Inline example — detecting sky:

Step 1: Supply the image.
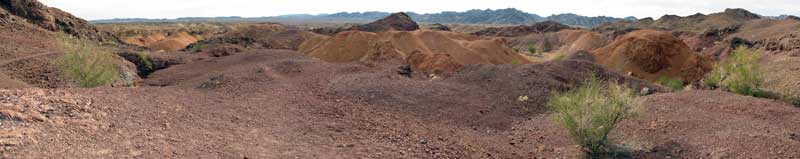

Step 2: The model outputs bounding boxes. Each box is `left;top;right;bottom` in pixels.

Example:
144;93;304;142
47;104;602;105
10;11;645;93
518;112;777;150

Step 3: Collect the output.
40;0;800;20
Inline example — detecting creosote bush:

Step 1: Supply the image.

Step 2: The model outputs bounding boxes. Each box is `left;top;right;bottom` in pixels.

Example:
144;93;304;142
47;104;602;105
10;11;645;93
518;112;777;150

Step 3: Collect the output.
55;33;119;88
552;53;568;61
134;51;153;70
658;77;684;91
528;45;542;57
548;76;640;157
511;59;523;65
705;47;764;97
189;43;207;52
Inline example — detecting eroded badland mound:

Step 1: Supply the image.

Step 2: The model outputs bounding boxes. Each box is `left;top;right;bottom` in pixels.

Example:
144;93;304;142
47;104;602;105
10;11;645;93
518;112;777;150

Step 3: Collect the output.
146;31;199;51
192;23;326;53
302;30;531;73
300;13;531;73
593;30;712;83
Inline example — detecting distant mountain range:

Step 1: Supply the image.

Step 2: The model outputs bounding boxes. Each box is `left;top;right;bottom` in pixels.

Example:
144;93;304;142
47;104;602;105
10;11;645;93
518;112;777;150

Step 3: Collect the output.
91;8;637;28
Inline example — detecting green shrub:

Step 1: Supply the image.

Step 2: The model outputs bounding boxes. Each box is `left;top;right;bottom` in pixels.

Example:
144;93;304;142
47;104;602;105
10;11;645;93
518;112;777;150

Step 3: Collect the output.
658;77;684;91
553;53;568;61
528;45;542;57
704;47;764;96
511;59;522;65
55;34;119;88
548;77;640;157
134;51;153;69
189;43;206;52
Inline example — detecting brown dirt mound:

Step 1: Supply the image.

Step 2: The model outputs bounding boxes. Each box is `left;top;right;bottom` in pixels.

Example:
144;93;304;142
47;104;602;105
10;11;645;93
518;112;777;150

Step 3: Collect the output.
593;29;712;83
302;30;531;72
349;12;419;32
472;21;573;37
406;51;463;74
194;23;325;52
123;32;167;46
146;32;199;51
0;0;118;43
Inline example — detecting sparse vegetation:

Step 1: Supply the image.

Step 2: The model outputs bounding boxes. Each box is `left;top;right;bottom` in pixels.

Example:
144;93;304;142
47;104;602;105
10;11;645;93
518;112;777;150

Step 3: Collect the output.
55;33;119;88
134;51;153;69
658;77;684;91
511;59;523;65
189;43;207;52
553;53;568;61
548;76;640;157
528;45;542;57
704;47;764;97
787;96;800;107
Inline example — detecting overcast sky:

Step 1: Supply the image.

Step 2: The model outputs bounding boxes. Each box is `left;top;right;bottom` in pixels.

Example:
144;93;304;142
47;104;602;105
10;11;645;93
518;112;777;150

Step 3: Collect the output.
40;0;800;20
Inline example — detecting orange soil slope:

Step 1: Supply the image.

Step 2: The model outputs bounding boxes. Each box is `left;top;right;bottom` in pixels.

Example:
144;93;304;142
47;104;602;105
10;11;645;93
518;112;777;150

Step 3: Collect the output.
146;32;199;51
122;32;167;47
122;31;200;51
593;30;712;83
301;30;530;72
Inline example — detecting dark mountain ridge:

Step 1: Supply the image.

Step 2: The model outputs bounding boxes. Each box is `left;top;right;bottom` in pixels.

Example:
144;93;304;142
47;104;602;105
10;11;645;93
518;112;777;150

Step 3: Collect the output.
91;8;634;28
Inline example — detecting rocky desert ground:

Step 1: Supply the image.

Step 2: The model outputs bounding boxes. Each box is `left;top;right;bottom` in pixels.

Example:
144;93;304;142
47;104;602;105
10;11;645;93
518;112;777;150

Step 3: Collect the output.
1;0;799;158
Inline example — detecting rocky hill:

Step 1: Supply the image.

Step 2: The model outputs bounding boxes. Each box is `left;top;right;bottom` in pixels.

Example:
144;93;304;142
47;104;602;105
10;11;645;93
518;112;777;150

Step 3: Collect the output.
0;0;118;42
593;8;762;34
349;12;419;32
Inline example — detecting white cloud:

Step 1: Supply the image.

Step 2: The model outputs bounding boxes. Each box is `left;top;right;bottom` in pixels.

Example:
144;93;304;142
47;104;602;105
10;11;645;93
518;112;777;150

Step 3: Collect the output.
39;0;800;20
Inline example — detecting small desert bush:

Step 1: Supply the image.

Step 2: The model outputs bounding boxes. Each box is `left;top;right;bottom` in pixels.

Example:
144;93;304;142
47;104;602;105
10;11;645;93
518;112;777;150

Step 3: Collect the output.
134;51;153;69
786;96;800;108
511;59;523;65
658;77;684;91
189;43;207;52
549;77;640;157
528;45;542;57
553;53;568;61
705;47;764;96
55;34;118;88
